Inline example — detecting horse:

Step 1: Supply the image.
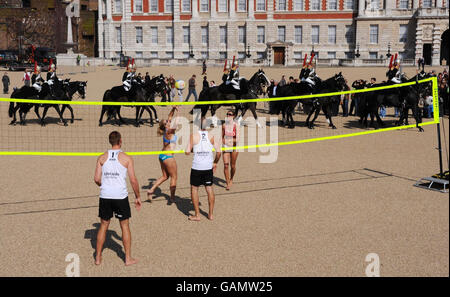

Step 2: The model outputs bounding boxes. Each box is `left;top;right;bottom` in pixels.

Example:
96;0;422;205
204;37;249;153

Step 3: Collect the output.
50;80;88;124
98;80;147;127
192;69;270;127
362;74;424;132
304;72;346;129
136;75;165;126
8;81;68;126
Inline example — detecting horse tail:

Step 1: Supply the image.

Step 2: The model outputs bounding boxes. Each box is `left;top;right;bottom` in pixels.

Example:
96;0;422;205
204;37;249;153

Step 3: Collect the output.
103;90;114;118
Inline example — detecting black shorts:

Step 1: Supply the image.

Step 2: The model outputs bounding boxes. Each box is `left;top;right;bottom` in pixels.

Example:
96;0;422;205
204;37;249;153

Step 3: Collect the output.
98;197;131;221
190;169;214;187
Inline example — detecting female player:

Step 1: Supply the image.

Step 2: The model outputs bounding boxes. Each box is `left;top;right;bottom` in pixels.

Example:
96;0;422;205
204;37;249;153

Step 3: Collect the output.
147;106;179;203
222;109;240;190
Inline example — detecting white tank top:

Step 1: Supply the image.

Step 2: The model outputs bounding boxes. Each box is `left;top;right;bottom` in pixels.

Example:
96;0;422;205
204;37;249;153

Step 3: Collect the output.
192;131;214;171
100;150;128;199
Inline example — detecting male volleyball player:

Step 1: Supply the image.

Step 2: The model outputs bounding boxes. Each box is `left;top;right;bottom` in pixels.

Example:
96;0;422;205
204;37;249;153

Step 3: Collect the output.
94;131;142;266
185;119;222;221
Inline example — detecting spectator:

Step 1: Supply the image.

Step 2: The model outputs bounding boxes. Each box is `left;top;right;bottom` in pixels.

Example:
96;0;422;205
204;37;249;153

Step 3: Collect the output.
2;72;10;94
76;54;81;66
168;75;176;102
288;76;294;84
279;75;286;87
202;76;209;91
202;60;207;75
145;72;150;84
418;56;425;71
350;79;366;116
341;80;350;117
439;77;448;116
185;74;198;102
23;69;31;87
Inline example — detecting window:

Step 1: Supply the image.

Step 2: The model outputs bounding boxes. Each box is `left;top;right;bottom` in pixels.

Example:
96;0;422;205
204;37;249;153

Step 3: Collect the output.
166;51;174;59
345;0;353;9
328;0;337;10
183;26;190;44
422;0;432;7
399;0;408;9
311;26;320;44
294;26;302;44
293;0;304;10
114;0;122;13
238;52;246;60
278;26;286;42
328;52;336;59
166;27;173;44
311;0;320;10
220;26;227;44
278;0;287;10
370;0;379;9
135;0;143;12
150;0;158;12
256;0;266;11
257;52;266;59
151;27;158;44
219;52;227;60
136;27;143;44
399;25;408;43
238;26;246;44
135;51;143;58
293;51;302;60
369;51;378;59
369;25;378;44
165;0;173;12
345;25;354;43
238;0;247;11
116;27;122;44
201;26;209;45
257;26;265;43
200;0;209;11
345;51;354;59
182;0;191;12
182;52;190;59
218;0;228;11
115;51;121;58
328;25;336;44
201;51;209;59
151;51;158;58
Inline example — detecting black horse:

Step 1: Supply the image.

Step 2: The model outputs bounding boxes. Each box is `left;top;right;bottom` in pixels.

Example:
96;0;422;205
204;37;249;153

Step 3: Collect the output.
8;81;68;126
99;80;147;127
361;74;425;132
47;80;88;124
192;69;270;127
271;73;346;129
137;75;166;126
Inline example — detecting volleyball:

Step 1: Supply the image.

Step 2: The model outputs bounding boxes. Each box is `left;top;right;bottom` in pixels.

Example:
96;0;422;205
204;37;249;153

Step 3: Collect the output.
175;80;185;90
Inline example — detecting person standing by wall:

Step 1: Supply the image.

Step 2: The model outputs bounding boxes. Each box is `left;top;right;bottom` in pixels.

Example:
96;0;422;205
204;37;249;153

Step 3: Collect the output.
2;72;10;94
23;69;31;87
202;60;207;75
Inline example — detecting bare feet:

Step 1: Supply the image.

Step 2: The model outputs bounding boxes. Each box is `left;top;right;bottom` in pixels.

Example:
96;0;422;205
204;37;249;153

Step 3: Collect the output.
226;184;230;191
147;189;154;202
208;214;214;220
188;215;201;221
95;254;102;265
125;258;138;266
169;197;176;204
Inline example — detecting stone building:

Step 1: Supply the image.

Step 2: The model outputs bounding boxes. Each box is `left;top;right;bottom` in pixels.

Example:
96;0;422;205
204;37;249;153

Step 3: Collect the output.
97;0;448;66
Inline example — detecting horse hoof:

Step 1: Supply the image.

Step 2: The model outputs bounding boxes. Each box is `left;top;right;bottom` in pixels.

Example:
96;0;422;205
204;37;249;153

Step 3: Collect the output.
9;121;16;125
63;122;68;126
419;128;424;132
70;120;74;124
331;126;337;129
99;123;103;127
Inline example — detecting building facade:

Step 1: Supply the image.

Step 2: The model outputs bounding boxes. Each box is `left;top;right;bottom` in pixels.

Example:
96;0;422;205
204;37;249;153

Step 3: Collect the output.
97;0;449;66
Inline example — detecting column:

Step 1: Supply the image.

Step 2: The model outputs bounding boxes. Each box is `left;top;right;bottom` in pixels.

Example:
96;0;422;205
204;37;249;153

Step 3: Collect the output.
193;0;199;18
248;0;254;19
98;0;104;58
358;0;365;16
230;0;236;18
268;0;274;20
211;0;217;18
412;0;419;9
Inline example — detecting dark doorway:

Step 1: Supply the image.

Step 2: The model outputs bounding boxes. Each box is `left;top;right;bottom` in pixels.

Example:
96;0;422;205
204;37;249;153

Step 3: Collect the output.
441;30;449;66
273;47;285;65
423;44;432;65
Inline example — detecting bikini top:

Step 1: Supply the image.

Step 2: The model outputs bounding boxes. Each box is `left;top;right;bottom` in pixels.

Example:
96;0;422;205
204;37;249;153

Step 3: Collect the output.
163;131;178;144
224;122;236;137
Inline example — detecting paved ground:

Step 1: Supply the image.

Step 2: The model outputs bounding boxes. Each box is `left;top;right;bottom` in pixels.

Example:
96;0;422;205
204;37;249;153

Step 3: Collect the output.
0;65;448;276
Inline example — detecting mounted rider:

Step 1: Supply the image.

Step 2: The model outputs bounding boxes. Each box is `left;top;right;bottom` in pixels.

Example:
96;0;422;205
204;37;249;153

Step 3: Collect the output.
46;60;58;86
300;53;320;91
219;56;242;98
386;53;402;84
122;59;136;92
31;62;45;93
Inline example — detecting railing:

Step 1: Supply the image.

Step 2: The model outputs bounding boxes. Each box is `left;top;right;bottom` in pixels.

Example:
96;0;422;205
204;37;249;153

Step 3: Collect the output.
361;58;385;65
